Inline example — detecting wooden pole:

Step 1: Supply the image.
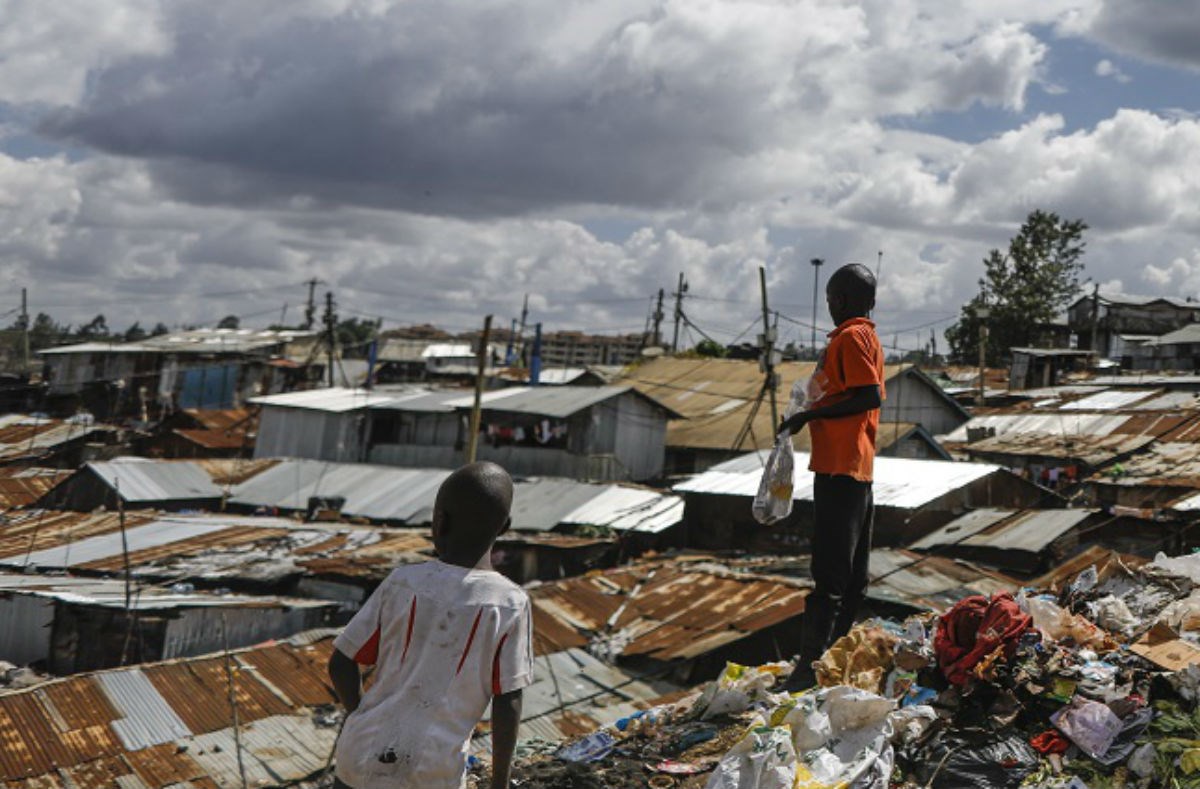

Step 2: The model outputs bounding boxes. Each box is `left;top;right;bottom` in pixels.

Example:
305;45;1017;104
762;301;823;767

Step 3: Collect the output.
466;315;493;463
759;267;778;429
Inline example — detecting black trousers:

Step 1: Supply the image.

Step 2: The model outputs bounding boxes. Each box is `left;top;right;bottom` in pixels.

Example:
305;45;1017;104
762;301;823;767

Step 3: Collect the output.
798;473;874;668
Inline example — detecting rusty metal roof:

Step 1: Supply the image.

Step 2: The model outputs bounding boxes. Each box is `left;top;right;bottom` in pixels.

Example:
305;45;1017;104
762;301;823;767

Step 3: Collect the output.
963;431;1155;466
0;511;432;583
0;469;71;510
0;635;338;788
528;559;809;661
1090;442;1200;488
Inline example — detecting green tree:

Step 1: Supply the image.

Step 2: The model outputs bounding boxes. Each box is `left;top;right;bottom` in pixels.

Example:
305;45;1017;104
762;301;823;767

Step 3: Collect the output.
695;339;727;358
337;317;381;356
217;315;240;330
76;314;110;340
947;210;1087;364
29;313;67;350
124;322;147;342
150;322;170;337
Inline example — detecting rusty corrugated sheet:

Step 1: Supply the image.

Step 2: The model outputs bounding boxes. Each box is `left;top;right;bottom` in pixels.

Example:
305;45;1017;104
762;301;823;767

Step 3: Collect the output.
528;560;810;662
142;657;292;733
236;645;337;708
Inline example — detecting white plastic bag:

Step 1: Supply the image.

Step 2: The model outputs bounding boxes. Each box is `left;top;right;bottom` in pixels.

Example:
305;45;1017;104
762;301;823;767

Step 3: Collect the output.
704;724;797;789
693;662;791;720
753;431;794;525
1051;696;1123;759
779;686;895;789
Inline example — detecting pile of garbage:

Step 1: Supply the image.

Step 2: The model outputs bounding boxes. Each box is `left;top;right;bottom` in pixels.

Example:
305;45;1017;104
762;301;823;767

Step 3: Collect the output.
484;551;1200;788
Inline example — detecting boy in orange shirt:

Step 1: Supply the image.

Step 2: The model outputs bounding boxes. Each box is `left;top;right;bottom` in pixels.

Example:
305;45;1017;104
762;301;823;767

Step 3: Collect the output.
779;263;885;691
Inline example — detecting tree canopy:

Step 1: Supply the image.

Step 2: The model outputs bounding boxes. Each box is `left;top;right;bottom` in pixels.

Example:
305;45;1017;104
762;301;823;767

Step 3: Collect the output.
947;210;1087;364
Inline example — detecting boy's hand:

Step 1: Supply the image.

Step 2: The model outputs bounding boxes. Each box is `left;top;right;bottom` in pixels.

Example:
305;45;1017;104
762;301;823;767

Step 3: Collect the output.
779;412;810;436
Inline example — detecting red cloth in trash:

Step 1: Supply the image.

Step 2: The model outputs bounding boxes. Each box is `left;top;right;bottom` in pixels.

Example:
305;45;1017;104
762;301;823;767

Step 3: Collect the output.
1030;730;1071;755
934;592;1033;686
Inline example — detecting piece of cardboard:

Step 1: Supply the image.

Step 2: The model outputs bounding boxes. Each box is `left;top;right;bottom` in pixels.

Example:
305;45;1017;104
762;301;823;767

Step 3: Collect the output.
1130;622;1200;672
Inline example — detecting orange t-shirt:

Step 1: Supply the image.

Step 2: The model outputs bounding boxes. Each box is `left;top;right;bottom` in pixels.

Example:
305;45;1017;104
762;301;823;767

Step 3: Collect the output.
807;317;886;482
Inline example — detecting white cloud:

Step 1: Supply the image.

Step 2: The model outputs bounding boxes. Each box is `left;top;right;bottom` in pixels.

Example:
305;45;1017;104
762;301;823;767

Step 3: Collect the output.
2;0;1200;354
1094;59;1131;83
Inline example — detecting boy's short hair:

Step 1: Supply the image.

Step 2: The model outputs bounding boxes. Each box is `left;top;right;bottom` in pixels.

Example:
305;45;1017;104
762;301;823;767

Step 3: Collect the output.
433;462;513;555
827;264;876;306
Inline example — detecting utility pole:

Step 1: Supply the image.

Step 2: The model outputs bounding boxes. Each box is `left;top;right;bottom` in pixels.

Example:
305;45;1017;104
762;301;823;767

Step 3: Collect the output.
653;288;665;347
810;259;824;352
671;273;688;352
976;305;990;405
1090;282;1101;355
19;288;29;373
759;266;778;429
466;315;493;464
876;250;883;281
324;292;337;388
516;294;529;366
303;278;320;330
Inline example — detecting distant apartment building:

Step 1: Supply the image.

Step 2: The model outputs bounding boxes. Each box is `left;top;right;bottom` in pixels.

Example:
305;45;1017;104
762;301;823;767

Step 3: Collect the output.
537;331;644;367
1069;293;1200;360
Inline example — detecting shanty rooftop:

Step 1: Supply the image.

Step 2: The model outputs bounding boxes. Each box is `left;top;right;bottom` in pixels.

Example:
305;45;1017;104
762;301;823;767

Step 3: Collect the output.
674;450;1004;510
0;633;340;788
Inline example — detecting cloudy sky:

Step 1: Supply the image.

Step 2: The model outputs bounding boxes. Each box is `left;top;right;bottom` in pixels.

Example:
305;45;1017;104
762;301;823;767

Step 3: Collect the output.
2;0;1200;352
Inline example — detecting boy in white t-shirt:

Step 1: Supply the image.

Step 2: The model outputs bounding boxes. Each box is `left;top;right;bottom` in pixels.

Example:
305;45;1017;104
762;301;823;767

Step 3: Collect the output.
328;462;533;789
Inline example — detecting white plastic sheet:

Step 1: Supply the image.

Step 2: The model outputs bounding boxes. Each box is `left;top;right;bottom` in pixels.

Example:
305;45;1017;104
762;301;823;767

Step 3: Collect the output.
704;725;797;789
693;662;790;720
777;686;895;789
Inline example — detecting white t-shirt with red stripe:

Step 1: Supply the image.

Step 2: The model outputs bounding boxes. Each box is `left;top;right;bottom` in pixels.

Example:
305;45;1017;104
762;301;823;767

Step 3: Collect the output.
332;560;534;789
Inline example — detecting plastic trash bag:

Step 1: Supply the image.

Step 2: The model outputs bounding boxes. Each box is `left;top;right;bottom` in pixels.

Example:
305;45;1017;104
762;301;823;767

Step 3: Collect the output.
693;662;790;720
1021;593;1109;648
1050;696;1123;759
752;431;795;525
776;686;894;789
914;731;1038;789
1157;589;1200;635
1086;594;1138;637
703;724;796;789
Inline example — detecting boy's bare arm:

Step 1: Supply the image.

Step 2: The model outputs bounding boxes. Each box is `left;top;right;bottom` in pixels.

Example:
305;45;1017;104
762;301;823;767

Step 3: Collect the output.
490;689;523;789
328;649;364;714
780;384;881;434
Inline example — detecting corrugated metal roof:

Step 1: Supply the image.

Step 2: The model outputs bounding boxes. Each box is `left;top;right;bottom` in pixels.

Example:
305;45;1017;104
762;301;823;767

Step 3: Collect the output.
865;549;1016;611
964;432;1155;466
1058;389;1159;411
472;648;681;754
98;671;194;750
0;637;340;787
0;510;433;584
673;450;1002;511
911;508;1094;553
249;387;402;412
40;329;317;356
230;459;452;522
16;517;234;569
1090;442;1200;487
473;385;664;419
1130;391;1200;411
559;486;684;534
1147;323;1200;346
529;559;809;661
87;459;224;503
0;415;110;462
0;468;71;509
510;478;607;532
940;412;1131;443
0;573;334;612
621;359;960;452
